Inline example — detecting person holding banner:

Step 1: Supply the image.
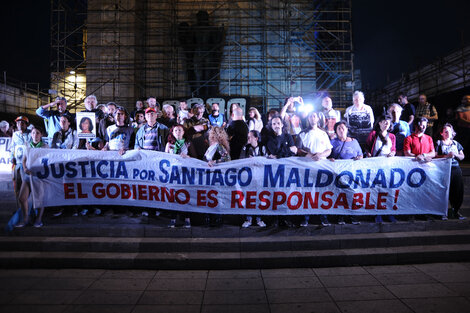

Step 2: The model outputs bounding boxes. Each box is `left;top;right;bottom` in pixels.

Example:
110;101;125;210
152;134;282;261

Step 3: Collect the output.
165;125;191;228
184;103;209;160
51;115;78;149
203;127;231;226
329;121;362;225
103;107;135;155
266;115;297;159
240;130;267;228
296;111;332;227
11;116;31;198
404;117;436;163
266;115;297;227
365;115;398;224
435;123;466;220
15;126;49;228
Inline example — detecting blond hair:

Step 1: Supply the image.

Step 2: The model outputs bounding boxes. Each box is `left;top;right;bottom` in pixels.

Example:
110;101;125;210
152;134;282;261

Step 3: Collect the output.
209;126;230;153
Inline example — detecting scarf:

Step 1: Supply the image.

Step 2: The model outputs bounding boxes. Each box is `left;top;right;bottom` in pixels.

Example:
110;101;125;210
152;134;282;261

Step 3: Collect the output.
174;139;185;154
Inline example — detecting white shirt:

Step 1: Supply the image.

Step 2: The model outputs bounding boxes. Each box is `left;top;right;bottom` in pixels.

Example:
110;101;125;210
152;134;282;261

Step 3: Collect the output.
298;128;332;159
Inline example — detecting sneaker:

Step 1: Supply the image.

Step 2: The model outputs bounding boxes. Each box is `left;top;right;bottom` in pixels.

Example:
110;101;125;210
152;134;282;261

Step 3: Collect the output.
141;211;149;217
441;215;448;221
300;219;308;227
52;209;63;217
14;222;27;228
375;215;383;224
80;209;88;216
155;210;161;216
94;208;101;216
242;220;252;228
320;215;330;227
72;211;78;217
256;219;266;227
168;219;176;228
337;216;345;225
183;220;191;228
454;212;467;220
388;215;397;223
351;216;361;225
33;221;43;228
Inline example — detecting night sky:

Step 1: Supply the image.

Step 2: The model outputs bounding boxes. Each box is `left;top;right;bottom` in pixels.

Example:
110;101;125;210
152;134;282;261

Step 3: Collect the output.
1;0;470;92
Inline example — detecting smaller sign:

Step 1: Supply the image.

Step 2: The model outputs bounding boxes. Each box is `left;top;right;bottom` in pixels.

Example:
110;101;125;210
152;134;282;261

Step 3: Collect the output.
76;112;97;139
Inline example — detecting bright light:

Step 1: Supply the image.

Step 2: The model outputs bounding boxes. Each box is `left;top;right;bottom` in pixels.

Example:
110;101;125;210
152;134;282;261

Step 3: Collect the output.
69;70;76;74
298;103;314;114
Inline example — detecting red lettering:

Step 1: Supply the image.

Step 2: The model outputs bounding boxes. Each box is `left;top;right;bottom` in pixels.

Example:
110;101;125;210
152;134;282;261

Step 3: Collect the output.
287;191;302;210
207;190;218;208
175;189;190;204
76;183;87;199
303;192;319;209
333;192;349;209
107;183;119;199
258;191;271;210
352;193;363;210
132;184;137;200
272;191;286;210
148;186;159;201
64;183;75;199
121;184;131;199
377;192;388;210
365;192;375;209
231;191;244;208
197;190;207;206
92;183;105;199
321;191;334;209
245;191;256;209
138;184;147;200
161;187;175;202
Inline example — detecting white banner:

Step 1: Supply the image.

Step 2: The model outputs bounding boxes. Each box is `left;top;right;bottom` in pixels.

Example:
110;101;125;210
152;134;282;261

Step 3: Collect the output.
28;148;451;216
0;137;13;177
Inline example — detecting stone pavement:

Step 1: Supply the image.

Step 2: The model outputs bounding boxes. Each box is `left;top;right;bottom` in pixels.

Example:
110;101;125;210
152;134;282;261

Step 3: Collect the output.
1;262;470;313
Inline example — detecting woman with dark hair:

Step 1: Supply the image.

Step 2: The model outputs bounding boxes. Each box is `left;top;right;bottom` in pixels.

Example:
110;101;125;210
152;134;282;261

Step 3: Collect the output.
165;124;190;156
435;123;466;220
240;130;267;228
330;121;362;225
79;116;94;134
330;121;363;161
366;114;397;224
165;124;192;228
365;114;396;158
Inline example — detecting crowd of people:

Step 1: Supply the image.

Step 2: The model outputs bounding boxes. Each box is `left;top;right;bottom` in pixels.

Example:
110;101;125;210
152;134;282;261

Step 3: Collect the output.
2;90;468;228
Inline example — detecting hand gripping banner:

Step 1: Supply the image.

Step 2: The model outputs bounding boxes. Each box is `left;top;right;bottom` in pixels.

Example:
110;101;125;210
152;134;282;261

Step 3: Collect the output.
27;148;451;216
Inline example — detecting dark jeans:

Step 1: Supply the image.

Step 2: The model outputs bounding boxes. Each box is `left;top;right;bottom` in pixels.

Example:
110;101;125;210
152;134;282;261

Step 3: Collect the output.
450;166;464;212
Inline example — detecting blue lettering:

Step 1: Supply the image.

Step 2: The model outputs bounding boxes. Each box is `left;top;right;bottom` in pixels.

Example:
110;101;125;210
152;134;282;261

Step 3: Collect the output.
65;162;77;178
335;171;354;188
97;160;109;179
159;159;170;183
390;168;405;188
286;168;301;187
263;164;284;187
238;167;252;187
407;168;426;187
315;169;333;187
371;169;386;188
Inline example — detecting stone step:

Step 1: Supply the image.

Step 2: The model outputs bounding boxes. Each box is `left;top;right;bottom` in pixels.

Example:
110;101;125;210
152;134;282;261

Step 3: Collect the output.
1;243;469;269
5;218;470;238
1;230;470;253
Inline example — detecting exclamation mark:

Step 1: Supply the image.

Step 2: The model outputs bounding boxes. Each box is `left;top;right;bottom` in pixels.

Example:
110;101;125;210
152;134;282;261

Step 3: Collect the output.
393;190;400;210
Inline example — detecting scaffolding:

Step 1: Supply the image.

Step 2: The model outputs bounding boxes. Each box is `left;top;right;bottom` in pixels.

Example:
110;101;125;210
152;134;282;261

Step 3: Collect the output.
52;0;353;112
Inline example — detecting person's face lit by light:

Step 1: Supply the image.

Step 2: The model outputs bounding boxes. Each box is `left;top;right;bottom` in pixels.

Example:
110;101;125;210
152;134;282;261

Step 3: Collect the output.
321;97;333;110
